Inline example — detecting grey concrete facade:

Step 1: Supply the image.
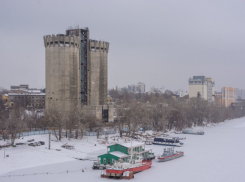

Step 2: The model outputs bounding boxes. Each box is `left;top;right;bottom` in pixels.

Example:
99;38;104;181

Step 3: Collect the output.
89;40;109;106
44;28;113;122
44;35;81;113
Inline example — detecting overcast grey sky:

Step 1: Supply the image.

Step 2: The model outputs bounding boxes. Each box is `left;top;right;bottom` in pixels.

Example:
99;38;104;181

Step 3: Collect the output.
0;0;244;92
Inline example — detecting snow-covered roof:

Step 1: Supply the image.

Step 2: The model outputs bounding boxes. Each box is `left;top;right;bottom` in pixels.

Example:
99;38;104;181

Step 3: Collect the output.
110;151;128;158
119;141;145;148
144;147;152;152
4;94;8;96
107;142;145;148
8;93;45;96
27;90;42;93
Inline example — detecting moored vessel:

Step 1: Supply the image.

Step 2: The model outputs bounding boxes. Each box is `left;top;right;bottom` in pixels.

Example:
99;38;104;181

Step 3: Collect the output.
153;137;184;147
101;157;152;179
182;129;204;135
158;148;184;162
99;141;153;179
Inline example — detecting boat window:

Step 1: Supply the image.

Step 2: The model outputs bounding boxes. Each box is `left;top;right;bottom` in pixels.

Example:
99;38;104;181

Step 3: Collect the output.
103;158;106;162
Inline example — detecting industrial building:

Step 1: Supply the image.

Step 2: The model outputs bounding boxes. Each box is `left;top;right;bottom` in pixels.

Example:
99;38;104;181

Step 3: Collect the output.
188;76;215;101
43;27;113;122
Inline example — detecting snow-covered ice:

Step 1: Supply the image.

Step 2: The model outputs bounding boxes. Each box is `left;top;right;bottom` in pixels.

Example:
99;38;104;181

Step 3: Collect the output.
1;117;245;182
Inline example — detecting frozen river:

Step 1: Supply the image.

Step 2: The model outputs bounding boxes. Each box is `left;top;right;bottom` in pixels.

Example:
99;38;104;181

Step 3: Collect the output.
1;117;245;182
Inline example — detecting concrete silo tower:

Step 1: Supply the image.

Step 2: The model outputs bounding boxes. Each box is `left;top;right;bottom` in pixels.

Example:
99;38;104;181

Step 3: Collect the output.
44;27;114;122
43;34;81;114
89;39;109;106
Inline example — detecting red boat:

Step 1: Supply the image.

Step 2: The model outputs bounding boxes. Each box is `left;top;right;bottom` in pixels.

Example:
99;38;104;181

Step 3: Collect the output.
106;160;152;174
101;141;153;179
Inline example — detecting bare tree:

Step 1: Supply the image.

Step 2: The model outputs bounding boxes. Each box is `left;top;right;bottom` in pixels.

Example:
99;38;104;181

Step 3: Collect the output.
7;104;26;145
0;102;8;141
44;110;66;141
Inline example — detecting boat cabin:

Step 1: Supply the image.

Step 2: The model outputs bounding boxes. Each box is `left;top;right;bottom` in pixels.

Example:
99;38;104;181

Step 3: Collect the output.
154;137;180;143
98;142;152;165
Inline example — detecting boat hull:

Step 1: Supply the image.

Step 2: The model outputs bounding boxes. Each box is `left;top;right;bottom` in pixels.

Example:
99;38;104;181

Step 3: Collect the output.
158;152;184;162
182;132;204;135
106;160;152;174
152;142;183;147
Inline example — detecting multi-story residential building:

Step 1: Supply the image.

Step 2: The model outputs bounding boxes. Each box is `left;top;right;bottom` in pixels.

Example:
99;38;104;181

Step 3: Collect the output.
174;90;188;97
1;94;8;104
137;82;145;93
235;88;245;101
189;76;215;101
0;86;4;93
128;84;137;93
219;87;236;107
214;91;222;104
8;91;45;108
128;82;146;93
116;86;128;93
43;26;113;122
10;84;29;90
148;86;164;94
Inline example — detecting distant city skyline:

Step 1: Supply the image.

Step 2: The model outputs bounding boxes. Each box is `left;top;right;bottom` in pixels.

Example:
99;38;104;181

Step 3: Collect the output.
0;1;245;92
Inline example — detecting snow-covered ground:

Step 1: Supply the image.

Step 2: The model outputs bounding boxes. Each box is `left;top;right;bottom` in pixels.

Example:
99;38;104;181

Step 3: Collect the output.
1;117;245;182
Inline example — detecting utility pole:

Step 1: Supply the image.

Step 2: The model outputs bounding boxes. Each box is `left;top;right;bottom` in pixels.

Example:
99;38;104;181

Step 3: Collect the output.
49;132;51;149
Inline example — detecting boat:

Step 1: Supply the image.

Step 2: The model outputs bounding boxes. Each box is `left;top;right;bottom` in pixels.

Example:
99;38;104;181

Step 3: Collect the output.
102;158;152;179
106;158;152;173
144;154;155;160
182;129;204;135
158;147;184;162
174;131;182;134
153;137;184;147
101;141;152;179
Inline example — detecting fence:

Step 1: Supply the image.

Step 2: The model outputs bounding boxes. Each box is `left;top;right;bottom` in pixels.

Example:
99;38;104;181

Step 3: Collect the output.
84;130;116;136
18;130;50;137
0;168;89;178
11;130;117;138
60;130;116;137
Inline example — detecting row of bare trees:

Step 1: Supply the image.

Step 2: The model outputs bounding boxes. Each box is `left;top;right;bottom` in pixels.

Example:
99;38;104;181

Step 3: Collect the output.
111;89;245;136
43;109;103;141
0;102;105;143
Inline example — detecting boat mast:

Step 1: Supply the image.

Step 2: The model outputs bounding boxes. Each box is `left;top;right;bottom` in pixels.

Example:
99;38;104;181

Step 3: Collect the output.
131;139;133;164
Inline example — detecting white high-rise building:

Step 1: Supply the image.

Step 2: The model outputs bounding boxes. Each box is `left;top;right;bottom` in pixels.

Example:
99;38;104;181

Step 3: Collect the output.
128;82;145;93
174;90;188;97
137;82;145;93
189;76;215;101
